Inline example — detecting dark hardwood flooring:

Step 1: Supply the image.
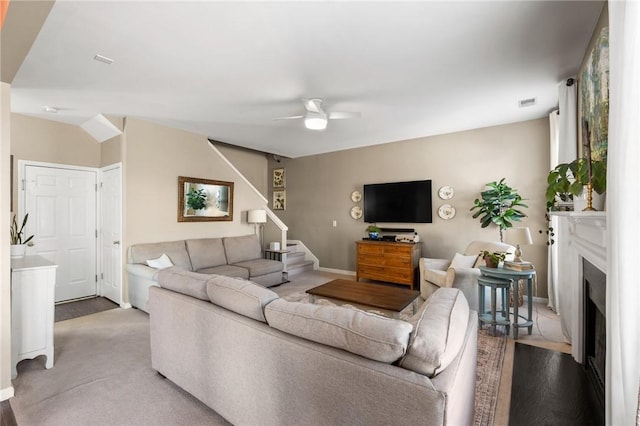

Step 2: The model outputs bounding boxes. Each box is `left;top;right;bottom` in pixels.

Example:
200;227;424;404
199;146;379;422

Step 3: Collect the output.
1;297;119;424
510;343;603;426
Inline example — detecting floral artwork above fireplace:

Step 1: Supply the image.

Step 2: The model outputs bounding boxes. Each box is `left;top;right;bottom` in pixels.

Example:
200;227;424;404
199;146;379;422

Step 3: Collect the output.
580;26;609;162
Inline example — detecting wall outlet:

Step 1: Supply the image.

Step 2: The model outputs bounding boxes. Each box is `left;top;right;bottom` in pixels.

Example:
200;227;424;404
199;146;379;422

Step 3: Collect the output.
332;220;337;227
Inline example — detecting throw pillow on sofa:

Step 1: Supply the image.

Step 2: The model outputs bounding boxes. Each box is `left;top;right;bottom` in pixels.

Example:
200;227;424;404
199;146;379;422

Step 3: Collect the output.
206;275;279;323
265;299;413;363
147;253;174;269
449;252;478;269
157;267;210;300
399;288;470;377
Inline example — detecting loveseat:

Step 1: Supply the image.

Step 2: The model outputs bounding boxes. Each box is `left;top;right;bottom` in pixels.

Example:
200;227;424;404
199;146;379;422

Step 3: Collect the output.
126;234;283;312
149;268;478;426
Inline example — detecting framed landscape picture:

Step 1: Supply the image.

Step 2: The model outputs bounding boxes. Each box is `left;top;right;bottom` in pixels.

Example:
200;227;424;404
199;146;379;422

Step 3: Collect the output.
178;176;234;222
273;168;285;188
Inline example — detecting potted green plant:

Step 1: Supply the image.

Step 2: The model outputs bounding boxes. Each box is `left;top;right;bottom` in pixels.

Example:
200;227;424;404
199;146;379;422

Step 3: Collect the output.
470;178;528;242
545;157;606;211
10;213;34;258
366;225;381;240
186;188;207;211
480;250;506;268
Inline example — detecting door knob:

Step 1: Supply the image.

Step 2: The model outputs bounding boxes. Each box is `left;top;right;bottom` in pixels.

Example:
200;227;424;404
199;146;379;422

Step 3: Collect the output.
113;241;120;245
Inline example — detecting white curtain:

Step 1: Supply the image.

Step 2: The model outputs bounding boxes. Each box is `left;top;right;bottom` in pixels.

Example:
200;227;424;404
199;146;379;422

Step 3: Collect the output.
607;1;640;425
547;81;577;318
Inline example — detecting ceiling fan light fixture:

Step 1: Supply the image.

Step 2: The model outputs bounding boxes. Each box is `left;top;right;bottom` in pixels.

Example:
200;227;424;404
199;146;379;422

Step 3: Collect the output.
304;114;328;130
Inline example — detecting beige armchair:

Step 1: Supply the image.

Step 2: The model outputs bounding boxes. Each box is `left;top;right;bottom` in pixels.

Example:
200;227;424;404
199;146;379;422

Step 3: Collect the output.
419;240;515;311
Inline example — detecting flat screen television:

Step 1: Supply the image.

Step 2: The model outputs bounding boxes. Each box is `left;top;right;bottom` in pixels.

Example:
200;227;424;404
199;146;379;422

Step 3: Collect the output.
364;180;432;223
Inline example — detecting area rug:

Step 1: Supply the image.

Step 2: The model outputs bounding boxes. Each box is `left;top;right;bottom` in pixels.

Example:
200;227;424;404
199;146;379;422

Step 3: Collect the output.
475;328;508;426
284;292;508;426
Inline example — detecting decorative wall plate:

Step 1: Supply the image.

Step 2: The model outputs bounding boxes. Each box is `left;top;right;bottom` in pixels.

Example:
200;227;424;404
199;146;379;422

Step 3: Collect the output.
350;206;363;220
350;190;362;203
438;204;456;220
438;185;455;200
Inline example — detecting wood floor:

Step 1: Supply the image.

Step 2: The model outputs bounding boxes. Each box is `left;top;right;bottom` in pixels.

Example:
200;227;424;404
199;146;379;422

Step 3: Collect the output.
509;343;603;426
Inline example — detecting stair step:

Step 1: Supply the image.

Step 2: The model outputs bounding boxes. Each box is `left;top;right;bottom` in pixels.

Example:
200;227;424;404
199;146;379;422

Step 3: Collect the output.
286;251;306;266
286;243;298;253
286;260;315;276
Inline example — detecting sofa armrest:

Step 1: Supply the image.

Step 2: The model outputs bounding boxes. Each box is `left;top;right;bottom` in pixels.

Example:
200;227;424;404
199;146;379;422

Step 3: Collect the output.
448;267;482;311
419;258;451;272
126;263;160;280
419;258;453;300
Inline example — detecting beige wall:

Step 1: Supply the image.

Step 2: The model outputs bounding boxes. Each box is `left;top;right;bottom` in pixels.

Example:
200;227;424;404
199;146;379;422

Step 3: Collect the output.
216;144;268;197
124;118;268;248
1;83;14;399
267;118;551;297
10;114;102;210
100;116;124;167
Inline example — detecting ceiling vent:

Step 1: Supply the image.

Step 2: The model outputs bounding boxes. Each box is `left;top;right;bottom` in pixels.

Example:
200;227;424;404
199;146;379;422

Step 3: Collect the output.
518;97;537;108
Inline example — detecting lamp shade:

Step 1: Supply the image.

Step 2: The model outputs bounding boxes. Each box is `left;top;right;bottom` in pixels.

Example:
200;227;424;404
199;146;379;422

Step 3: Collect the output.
248;209;267;224
505;227;533;246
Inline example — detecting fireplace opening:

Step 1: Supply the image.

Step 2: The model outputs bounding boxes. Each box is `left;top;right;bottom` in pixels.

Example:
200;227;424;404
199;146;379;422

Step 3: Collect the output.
583;258;605;425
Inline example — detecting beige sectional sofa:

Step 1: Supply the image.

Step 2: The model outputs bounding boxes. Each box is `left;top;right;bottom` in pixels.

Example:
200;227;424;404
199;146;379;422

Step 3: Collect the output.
126;234;283;312
149;268;478;426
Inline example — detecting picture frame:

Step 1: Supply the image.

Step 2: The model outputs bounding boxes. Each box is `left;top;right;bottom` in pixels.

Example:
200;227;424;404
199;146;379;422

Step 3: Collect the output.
273;168;285;188
273;189;286;210
178;176;234;222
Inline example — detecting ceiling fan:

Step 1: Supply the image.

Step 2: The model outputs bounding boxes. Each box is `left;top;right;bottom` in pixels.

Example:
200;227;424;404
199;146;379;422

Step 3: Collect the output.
273;98;361;130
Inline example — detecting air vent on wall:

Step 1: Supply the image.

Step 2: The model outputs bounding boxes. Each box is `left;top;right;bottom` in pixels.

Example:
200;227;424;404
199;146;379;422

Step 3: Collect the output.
518;97;537;108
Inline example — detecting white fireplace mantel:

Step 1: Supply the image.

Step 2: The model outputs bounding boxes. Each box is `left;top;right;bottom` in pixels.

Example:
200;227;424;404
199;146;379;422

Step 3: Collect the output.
550;211;607;362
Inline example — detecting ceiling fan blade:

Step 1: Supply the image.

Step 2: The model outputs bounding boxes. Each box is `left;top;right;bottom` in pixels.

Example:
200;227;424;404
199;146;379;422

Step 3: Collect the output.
303;98;323;113
328;111;362;120
272;115;305;120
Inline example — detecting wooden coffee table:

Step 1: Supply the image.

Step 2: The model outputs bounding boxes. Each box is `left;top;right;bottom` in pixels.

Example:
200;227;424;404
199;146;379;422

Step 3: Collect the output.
306;279;421;319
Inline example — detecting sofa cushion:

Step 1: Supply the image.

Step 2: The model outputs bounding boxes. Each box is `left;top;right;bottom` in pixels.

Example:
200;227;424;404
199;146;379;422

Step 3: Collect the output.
129;240;193;271
423;267;455;288
399;288;470;377
156;267;210;301
232;258;283;277
186;238;227;271
206;275;279;323
197;264;249;279
223;235;262;264
265;299;413;363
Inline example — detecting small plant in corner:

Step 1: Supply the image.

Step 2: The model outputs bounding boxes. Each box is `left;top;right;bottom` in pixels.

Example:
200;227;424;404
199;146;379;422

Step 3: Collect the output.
480;250;506;268
186;188;207;210
10;213;34;246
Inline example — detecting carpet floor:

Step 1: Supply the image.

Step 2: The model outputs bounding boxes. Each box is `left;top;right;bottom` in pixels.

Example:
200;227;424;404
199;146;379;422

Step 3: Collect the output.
10;272;507;425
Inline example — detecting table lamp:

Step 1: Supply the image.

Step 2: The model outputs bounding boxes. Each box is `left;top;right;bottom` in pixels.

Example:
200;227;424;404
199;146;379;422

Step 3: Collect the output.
505;227;533;262
248;209;267;247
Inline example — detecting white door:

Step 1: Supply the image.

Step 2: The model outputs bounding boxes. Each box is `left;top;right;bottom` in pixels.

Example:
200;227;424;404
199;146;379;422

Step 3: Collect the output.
24;164;98;302
100;165;122;305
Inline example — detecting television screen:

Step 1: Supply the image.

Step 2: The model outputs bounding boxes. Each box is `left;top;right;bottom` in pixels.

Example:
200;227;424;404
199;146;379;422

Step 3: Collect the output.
364;180;432;223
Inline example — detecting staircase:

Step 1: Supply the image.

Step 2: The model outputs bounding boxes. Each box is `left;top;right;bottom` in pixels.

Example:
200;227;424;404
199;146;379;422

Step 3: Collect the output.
285;242;315;277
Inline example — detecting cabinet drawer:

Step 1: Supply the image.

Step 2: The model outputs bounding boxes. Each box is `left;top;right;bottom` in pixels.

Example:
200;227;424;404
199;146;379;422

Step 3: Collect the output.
357;244;385;255
357;254;411;268
357;265;414;285
381;245;413;256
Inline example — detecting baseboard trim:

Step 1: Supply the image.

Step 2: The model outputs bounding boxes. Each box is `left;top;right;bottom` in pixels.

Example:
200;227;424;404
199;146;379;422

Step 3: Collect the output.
317;267;355;276
0;385;14;401
525;295;549;304
120;302;132;309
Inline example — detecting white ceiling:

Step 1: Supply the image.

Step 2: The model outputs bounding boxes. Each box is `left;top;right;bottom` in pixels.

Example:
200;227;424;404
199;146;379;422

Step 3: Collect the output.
10;1;604;158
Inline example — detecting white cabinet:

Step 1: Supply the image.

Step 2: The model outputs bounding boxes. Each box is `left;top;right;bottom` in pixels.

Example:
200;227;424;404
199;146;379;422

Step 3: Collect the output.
11;255;57;379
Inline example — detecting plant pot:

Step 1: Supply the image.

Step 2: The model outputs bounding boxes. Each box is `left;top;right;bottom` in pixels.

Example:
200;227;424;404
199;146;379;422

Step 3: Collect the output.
484;256;498;268
10;244;26;258
368;232;379;240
